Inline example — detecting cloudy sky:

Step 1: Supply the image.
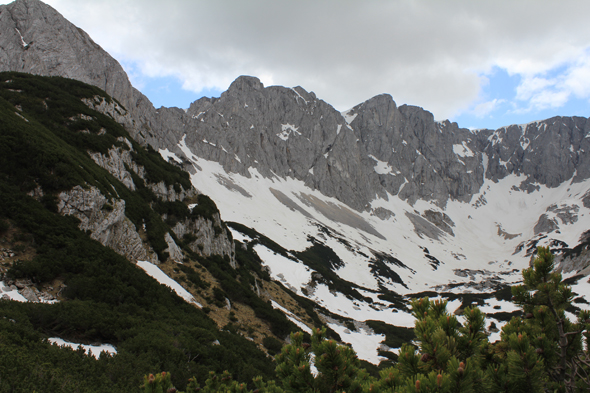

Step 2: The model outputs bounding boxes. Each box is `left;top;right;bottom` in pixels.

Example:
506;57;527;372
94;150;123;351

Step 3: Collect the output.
11;0;590;129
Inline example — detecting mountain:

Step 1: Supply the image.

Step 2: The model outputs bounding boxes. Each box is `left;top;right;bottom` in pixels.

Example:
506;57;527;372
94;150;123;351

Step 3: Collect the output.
0;71;297;390
1;0;590;370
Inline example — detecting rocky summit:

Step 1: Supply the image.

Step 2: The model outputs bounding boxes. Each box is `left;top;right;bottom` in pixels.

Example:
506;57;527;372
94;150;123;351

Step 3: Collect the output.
1;0;590;366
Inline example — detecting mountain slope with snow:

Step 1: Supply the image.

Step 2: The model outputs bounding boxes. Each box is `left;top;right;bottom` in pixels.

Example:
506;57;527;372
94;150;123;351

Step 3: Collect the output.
0;0;589;366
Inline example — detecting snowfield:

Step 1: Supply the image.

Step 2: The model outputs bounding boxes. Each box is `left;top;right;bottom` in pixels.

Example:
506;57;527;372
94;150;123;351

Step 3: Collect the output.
177;144;590;295
163;139;590;363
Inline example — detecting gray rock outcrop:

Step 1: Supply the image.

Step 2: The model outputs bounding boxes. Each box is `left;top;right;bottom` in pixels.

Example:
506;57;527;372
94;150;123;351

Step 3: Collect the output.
172;215;236;268
476;118;590;189
164;232;184;263
0;0;158;145
554;231;590;274
57;185;159;263
3;0;590;215
88;140;142;191
19;286;39;302
148;76;590;212
147;181;196;203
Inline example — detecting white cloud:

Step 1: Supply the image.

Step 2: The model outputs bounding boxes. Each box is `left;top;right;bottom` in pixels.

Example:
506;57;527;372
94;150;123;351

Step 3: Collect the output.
516;77;554;102
509;50;590;113
472;98;506;117
562;53;590;98
3;0;590;120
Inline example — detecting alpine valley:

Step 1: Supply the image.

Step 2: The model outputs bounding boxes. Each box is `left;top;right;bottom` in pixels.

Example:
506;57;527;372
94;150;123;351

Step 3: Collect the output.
1;0;589;390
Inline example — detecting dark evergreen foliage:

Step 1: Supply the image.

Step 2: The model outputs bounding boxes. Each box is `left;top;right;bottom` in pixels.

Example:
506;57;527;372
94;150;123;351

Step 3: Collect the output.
0;72;276;391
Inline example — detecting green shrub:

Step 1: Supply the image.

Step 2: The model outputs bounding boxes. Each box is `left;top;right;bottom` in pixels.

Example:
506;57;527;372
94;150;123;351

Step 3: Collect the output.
262;336;283;355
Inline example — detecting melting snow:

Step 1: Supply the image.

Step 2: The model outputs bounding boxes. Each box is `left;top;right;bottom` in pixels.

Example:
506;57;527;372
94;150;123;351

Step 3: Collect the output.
14;28;28;48
173;135;590;361
277;124;301;141
159;148;183;164
253;244;312;296
341;109;357;125
48;337;117;358
0;281;28;302
270;300;312;334
327;323;385;364
368;154;394;175
228;227;252;243
137;261;201;307
453;142;474;158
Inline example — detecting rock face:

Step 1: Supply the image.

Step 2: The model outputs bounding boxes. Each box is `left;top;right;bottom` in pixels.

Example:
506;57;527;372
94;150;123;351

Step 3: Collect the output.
146;77;487;210
0;0;158;145
88;139;142;191
555;231;590;274
156;76;590;211
478;119;590;188
57;185;159;263
3;0;590;214
172;216;236;268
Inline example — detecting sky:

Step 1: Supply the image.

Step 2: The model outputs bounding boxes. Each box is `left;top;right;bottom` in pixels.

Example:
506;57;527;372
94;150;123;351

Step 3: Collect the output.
7;0;590;130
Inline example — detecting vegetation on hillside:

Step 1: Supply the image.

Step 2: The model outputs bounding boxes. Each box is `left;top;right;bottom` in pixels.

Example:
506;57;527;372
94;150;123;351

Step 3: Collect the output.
2;72;589;393
142;246;590;393
0;72;294;391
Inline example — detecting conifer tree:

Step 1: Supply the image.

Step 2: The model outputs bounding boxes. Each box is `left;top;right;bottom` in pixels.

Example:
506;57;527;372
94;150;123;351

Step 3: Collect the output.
142;247;590;393
275;327;369;393
140;372;176;393
389;298;488;392
507;246;590;392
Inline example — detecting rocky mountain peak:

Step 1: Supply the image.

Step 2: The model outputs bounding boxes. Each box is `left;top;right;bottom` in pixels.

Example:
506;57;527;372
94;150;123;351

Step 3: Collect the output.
3;0;590;213
1;0;127;100
355;93;396;111
226;75;264;93
0;0;160;146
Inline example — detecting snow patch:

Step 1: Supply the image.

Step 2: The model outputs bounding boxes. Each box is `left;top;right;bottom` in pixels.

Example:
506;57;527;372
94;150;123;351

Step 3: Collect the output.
326;323;385;365
48;337;117;359
228;227;252;243
291;88;308;104
368;154;394;175
15;28;28;48
453;142;474;158
253;245;312;296
159;148;183;164
270;300;312;334
137;261;201;307
341;109;357;125
277;124;301;141
0;281;28;302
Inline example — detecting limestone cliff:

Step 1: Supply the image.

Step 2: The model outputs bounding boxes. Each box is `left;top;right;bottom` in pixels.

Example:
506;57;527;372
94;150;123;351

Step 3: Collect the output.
57;185;159;263
3;0;589;213
0;0;158;145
